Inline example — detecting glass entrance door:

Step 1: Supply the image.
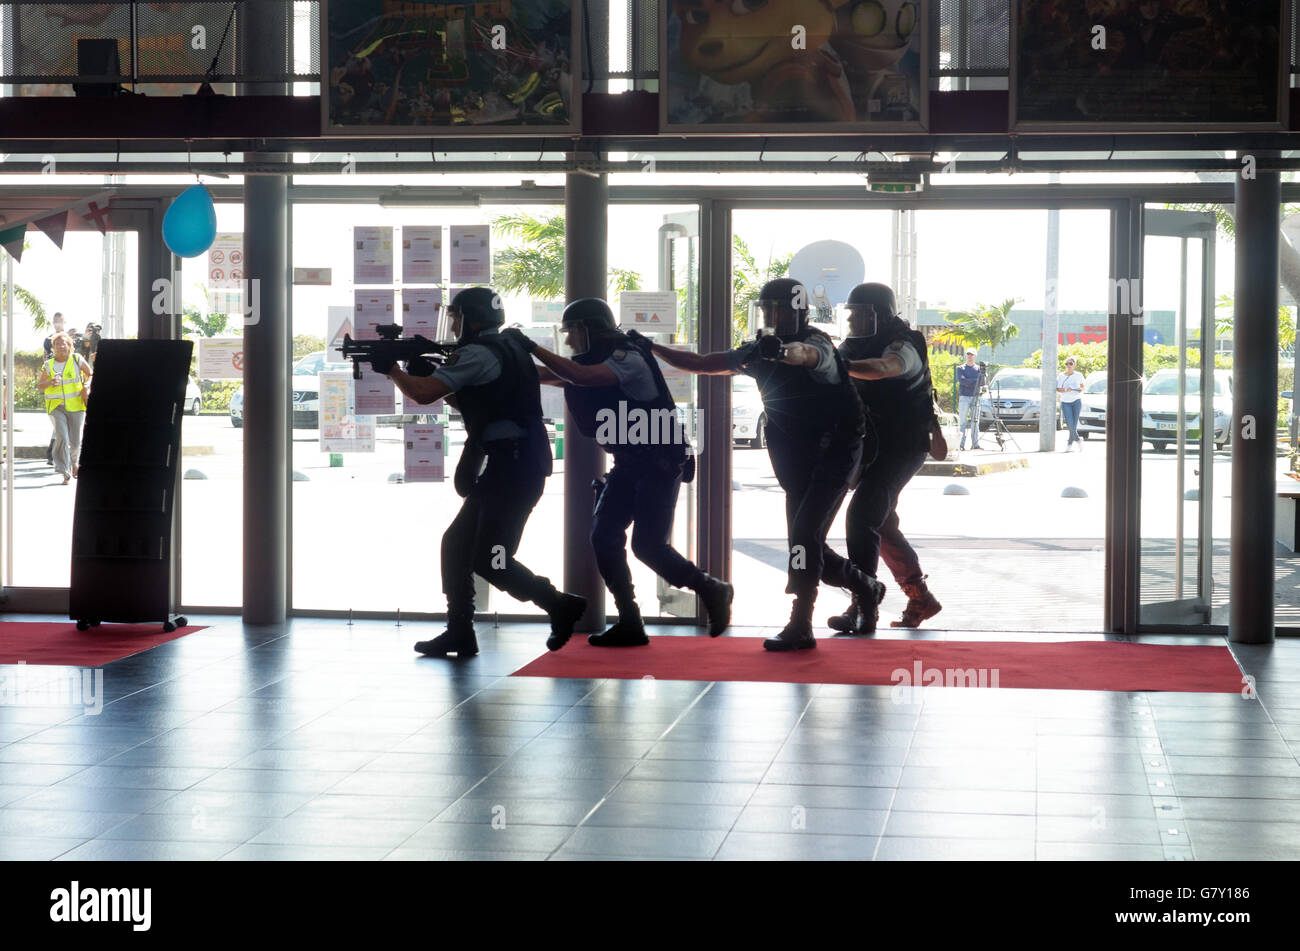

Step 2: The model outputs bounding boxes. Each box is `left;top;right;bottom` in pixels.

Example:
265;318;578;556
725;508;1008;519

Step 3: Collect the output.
1139;209;1219;625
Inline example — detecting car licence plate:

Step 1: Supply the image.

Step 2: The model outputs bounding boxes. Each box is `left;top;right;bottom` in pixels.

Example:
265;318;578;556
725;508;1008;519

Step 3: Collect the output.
1156;421;1179;431
999;409;1021;417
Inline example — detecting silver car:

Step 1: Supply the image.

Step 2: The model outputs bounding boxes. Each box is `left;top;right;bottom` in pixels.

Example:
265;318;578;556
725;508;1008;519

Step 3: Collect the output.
731;375;767;448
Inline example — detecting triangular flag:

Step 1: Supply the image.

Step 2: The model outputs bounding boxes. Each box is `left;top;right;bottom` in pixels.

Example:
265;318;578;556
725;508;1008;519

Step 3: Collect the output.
73;198;112;234
34;211;67;249
0;223;25;262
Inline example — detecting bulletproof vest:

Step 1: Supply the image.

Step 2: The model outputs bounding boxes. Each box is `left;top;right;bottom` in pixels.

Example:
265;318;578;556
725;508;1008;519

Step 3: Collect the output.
838;320;934;451
747;325;864;444
453;332;545;445
565;331;686;463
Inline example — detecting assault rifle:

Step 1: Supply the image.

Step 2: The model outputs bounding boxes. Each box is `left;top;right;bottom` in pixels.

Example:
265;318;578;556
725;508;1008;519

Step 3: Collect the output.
341;324;455;379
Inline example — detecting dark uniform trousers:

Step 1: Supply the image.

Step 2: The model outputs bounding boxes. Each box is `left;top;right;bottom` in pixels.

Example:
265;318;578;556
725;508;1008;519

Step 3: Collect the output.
441;437;557;615
591;452;704;596
766;428;863;601
846;443;928;585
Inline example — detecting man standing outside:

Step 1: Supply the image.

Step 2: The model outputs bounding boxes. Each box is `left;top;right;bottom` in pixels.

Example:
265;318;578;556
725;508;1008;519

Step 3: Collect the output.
377;286;586;658
41;313;65;467
37;332;91;486
1057;356;1085;451
650;278;884;652
507;298;733;646
955;347;982;452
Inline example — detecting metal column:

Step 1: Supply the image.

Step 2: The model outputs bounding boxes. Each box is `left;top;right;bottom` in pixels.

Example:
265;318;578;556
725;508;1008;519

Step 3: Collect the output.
1106;200;1143;634
241;162;288;625
563;168;608;632
1231;152;1280;644
698;200;733;587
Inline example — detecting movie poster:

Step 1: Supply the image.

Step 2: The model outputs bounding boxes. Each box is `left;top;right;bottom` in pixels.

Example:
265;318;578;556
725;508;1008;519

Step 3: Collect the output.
1012;0;1289;129
661;0;927;131
322;0;578;135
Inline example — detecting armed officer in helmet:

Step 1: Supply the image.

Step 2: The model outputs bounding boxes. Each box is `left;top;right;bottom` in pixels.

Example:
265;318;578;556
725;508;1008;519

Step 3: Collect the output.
650;278;885;652
831;282;942;632
378;286;586;658
503;298;733;646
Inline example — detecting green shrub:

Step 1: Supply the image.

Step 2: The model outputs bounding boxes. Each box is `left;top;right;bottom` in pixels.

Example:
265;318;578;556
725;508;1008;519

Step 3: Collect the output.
200;380;242;413
14;376;40;410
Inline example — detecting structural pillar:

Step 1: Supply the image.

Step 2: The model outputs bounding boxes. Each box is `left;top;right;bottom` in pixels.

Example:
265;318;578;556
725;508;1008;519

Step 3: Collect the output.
563;167;608;631
242;159;289;625
1230;151;1280;644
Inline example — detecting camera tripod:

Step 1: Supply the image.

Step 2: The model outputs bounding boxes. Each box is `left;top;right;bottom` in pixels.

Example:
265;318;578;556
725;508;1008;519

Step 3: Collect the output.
982;381;1021;452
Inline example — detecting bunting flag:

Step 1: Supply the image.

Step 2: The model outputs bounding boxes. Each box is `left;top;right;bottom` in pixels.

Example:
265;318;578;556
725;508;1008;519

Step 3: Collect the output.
0;223;25;262
34;210;68;249
73;197;113;234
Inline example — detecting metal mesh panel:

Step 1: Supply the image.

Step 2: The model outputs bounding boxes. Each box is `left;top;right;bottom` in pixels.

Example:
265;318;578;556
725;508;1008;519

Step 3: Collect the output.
933;0;1010;77
0;0;319;89
634;0;658;77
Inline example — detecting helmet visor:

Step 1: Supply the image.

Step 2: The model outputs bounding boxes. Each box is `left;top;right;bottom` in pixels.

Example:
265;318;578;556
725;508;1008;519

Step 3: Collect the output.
435;305;462;346
840;302;879;339
559;321;590;358
754;299;801;338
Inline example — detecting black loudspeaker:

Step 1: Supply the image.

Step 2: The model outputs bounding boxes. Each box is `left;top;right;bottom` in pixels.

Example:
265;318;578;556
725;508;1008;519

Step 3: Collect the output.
73;38;123;98
70;340;194;632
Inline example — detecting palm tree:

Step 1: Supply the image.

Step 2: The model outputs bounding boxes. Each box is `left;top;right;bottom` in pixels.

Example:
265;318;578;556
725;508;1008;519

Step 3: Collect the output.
933;298;1022;364
490;212;642;299
1214;293;1297;350
731;234;793;347
0;242;50;330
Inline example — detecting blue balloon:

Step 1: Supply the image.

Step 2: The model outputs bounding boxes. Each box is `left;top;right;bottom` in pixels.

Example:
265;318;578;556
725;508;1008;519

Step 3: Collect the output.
162;184;217;258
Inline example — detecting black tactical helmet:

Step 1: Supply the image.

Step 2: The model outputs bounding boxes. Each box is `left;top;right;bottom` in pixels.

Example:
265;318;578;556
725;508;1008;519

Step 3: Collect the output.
560;297;618;335
756;278;809;341
449;286;506;338
847;282;898;318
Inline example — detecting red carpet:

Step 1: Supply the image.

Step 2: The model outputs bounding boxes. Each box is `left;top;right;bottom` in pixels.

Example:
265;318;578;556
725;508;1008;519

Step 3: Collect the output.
0;622;207;667
514;636;1246;693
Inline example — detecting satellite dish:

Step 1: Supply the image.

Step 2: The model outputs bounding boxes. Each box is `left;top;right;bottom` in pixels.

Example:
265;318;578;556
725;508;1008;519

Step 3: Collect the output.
788;241;866;320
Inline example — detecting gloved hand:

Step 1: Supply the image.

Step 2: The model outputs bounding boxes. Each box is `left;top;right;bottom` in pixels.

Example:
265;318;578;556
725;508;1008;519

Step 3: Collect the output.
734;340;761;367
757;333;784;361
370;354;396;375
502;327;537;353
406;355;436;378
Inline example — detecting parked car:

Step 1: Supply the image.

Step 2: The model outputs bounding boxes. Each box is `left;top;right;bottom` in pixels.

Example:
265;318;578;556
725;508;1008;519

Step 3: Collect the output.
732;375;766;448
229;387;243;428
184;377;202;415
979;368;1062;430
229;351;349;429
1077;371;1110;439
1141;368;1232;452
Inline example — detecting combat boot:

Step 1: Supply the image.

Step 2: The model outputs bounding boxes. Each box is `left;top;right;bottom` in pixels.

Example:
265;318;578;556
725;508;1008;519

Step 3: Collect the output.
414;613;478;658
891;576;942;629
827;597;862;634
694;575;734;637
590;595;649;647
842;566;886;633
545;592;588;651
764;599;817;652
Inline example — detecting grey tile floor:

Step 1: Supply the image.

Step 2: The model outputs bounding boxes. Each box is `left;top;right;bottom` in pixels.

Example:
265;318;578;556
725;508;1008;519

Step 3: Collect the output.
1;615;1298;861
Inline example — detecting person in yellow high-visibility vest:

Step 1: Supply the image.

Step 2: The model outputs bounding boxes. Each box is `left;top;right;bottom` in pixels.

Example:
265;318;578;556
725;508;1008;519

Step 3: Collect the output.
36;332;92;485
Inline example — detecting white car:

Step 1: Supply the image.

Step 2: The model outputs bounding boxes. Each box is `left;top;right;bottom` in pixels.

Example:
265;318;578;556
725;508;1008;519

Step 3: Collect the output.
230;351;346;429
1141;368;1232;452
979;368;1062;430
1077;371;1109;439
732;375;767;448
184;376;202;415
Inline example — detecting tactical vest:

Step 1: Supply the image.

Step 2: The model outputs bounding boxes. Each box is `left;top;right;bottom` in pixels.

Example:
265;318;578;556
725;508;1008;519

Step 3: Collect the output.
564;332;686;464
43;357;87;413
746;325;864;445
838;321;934;453
453;332;545;446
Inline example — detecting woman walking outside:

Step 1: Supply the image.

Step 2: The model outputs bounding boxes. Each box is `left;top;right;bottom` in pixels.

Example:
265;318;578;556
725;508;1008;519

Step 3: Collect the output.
1057;357;1085;452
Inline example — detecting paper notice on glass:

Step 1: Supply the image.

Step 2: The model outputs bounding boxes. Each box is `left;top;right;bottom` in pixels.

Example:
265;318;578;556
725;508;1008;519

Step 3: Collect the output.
353;226;394;285
449;225;491;284
403;391;444;415
531;300;565;324
326;305;354;364
207;233;243;290
198;337;244;380
656;345;695;403
319;371;374;453
354;289;396;339
402;226;442;285
354;368;395;416
540;382;565;422
404;422;446;482
619;290;678;335
401;288;443;337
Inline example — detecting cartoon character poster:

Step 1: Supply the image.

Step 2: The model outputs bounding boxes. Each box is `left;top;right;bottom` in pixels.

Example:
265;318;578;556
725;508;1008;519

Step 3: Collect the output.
1012;0;1289;129
323;0;578;135
662;0;927;131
